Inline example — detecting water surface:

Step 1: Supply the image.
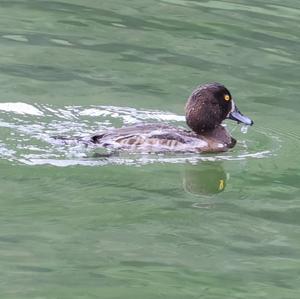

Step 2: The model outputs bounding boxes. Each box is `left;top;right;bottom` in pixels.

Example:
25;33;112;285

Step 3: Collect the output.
1;0;300;298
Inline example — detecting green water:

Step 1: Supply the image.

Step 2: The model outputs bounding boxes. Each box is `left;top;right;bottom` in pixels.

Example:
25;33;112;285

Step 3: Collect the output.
1;0;300;298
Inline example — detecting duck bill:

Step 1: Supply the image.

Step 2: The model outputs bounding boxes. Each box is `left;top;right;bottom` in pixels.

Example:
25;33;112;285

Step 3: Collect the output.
227;101;254;126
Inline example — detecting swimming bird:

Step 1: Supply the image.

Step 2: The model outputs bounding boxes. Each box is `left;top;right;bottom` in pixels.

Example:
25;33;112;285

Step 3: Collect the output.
90;83;253;153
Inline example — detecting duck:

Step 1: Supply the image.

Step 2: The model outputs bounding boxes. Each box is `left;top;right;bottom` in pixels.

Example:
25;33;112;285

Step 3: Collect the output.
90;82;253;153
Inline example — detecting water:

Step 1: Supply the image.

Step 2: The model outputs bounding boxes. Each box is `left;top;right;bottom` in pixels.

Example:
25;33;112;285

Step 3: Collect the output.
1;0;300;298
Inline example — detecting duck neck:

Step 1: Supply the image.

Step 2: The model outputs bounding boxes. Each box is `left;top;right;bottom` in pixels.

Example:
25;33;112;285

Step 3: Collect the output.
199;125;236;148
200;125;225;137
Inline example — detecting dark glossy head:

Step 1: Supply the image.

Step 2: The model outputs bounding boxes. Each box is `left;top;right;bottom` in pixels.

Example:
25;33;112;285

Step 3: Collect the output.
185;82;253;133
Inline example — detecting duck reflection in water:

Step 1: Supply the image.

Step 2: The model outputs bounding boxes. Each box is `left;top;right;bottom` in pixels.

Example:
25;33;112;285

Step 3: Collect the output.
183;162;228;197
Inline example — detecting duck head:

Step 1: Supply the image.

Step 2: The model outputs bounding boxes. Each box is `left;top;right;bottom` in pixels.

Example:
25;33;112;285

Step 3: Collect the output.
185;82;253;133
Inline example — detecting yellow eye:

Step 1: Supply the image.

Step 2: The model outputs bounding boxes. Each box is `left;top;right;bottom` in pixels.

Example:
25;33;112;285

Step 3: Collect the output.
218;179;225;191
224;95;230;101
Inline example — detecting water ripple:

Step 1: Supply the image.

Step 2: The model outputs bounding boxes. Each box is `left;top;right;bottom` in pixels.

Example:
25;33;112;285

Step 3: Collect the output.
0;102;277;166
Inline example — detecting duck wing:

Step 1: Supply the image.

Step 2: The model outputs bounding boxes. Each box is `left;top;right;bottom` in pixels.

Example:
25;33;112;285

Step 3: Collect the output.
90;124;198;150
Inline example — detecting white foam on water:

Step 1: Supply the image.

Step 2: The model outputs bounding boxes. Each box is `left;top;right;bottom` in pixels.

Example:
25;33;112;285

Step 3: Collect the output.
79;105;185;123
0;103;43;116
79;108;111;117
